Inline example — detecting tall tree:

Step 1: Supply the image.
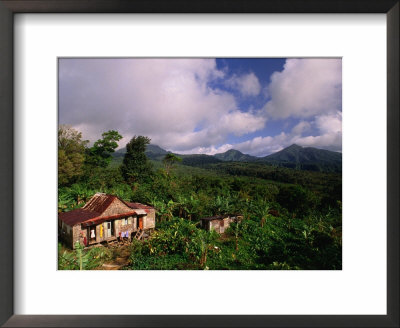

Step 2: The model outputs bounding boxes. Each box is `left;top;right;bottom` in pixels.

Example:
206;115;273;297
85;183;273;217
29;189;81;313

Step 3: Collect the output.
162;153;182;175
58;125;88;186
121;136;153;184
85;130;122;168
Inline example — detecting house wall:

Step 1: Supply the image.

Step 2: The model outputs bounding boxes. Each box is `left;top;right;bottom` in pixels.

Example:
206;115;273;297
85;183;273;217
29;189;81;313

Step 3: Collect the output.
59;220;75;248
209;220;221;233
72;224;86;249
114;215;137;239
70;215;139;249
143;209;156;229
101;198;133;217
207;217;234;234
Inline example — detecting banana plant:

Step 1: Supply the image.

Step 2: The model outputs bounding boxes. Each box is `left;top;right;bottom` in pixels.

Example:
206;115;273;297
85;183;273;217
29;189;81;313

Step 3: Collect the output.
58;192;74;212
255;199;271;228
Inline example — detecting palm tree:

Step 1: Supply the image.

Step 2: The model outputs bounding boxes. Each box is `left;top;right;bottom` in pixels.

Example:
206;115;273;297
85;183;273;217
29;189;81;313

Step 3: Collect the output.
162;153;182;176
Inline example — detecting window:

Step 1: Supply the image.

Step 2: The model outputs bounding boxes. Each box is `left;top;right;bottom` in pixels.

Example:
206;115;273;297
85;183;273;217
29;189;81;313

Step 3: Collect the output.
122;218;128;226
90;227;96;240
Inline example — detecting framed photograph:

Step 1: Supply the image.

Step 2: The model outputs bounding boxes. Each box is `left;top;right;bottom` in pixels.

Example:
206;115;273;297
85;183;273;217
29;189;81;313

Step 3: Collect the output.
0;0;398;327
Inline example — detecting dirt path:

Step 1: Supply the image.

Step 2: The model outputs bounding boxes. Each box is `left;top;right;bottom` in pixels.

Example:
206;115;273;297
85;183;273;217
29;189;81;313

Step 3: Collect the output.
99;245;132;270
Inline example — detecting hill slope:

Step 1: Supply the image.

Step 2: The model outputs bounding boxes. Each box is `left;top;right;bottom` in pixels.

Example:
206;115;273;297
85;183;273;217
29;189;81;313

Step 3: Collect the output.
214;149;257;162
113;143;342;172
258;144;342;172
114;144;170;161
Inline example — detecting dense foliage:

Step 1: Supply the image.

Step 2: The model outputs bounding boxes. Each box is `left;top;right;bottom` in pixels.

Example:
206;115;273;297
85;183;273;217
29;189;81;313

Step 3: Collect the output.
121;135;153;184
85;130;122;169
58;125;88;185
58;127;342;270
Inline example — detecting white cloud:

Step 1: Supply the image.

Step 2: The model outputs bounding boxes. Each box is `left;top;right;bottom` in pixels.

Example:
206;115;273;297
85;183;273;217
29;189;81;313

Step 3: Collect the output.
233;133;290;156
292;111;342;151
226;72;261;96
59;58;341;155
264;58;342;119
174;143;234;156
291;120;311;135
59;59;265;151
315;111;342;134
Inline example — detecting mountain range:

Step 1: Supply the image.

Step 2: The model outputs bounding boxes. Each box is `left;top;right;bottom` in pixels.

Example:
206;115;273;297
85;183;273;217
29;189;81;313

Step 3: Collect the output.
114;143;342;172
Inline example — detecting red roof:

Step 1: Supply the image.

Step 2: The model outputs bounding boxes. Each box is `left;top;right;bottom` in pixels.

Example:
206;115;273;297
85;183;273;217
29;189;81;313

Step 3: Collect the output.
82;193;116;213
81;211;138;227
127;202;154;210
59;193;154;227
58;209;100;226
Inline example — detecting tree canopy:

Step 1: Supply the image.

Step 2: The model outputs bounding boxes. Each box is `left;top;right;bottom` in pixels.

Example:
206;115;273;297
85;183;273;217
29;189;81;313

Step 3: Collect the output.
121;135;153;184
58;125;88;186
85;130;122;168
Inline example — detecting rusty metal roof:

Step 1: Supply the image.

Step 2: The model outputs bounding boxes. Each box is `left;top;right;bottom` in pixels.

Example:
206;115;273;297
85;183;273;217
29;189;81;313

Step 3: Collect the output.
58;209;100;226
59;193;154;226
199;215;226;221
127;202;154;210
82;193;116;213
132;209;147;215
200;214;242;221
81;211;138;227
126;202;154;214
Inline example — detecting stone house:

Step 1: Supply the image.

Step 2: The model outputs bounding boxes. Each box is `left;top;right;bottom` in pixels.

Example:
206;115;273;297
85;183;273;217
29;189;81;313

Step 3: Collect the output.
58;193;155;249
199;215;243;234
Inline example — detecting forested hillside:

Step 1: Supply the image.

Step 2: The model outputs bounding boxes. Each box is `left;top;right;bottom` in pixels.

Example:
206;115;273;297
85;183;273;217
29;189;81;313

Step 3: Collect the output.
58;126;342;270
258;144;342;172
113;143;342;173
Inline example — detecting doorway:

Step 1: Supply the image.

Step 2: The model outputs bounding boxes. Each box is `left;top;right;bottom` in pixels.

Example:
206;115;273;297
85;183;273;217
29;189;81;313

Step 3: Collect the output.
106;221;114;237
219;220;225;233
138;217;143;230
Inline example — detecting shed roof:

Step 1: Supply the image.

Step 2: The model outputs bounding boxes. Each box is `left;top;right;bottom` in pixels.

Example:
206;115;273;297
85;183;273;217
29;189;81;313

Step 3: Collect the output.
127;202;154;210
199;214;243;221
199;215;226;221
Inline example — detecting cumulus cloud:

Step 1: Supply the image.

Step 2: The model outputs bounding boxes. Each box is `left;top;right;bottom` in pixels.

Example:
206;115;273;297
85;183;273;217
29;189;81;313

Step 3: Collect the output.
291;120;311;135
292;111;342;152
264;58;342;119
59;58;341;156
315;111;342;134
174;143;234;156
225;72;261;96
59;59;265;151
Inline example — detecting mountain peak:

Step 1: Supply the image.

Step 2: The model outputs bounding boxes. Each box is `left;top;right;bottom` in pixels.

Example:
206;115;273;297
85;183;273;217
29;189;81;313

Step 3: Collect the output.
286;144;302;150
225;149;243;154
260;144;342;172
214;149;256;162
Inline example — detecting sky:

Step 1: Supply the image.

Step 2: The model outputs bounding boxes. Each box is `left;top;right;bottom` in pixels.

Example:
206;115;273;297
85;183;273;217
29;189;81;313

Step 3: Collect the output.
59;58;342;157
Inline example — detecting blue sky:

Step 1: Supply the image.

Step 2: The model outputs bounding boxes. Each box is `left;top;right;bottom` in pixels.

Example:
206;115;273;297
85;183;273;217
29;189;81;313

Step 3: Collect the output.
59;58;342;156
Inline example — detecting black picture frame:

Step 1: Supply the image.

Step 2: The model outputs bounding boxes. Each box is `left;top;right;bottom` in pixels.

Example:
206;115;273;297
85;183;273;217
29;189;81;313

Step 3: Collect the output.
0;1;398;327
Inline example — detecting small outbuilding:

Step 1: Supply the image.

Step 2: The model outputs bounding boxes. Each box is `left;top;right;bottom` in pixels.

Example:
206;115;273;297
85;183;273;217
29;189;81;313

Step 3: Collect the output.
199;214;243;234
58;193;155;249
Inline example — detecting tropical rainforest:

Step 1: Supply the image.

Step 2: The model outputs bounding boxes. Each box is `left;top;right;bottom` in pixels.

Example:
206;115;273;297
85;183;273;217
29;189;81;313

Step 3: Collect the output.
58;125;342;270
